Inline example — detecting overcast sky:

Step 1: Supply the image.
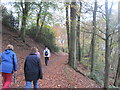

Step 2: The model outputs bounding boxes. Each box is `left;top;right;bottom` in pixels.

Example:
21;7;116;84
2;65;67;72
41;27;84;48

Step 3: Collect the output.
1;0;119;26
1;0;119;9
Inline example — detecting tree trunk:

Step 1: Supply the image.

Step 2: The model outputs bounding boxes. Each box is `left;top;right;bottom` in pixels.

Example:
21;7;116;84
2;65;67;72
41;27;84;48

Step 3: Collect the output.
20;1;30;42
35;2;42;39
90;0;97;76
35;14;46;38
35;6;47;38
114;2;120;87
36;5;42;28
104;0;110;88
16;12;20;31
69;1;77;69
77;1;82;63
20;11;26;42
82;31;85;58
66;3;71;64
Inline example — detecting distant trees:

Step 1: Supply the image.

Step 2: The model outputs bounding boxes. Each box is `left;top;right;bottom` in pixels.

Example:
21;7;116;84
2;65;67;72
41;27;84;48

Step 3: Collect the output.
2;6;18;29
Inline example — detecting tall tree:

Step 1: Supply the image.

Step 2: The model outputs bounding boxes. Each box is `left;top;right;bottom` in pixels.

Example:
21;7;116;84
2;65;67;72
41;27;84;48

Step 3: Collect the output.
82;31;85;58
35;2;58;38
77;1;82;63
90;0;97;76
104;0;110;88
20;0;30;42
66;2;71;64
35;7;47;38
36;2;42;29
69;1;77;69
114;1;120;87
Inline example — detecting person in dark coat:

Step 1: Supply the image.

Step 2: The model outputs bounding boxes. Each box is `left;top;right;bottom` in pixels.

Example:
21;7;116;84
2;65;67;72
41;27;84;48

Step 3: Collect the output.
0;44;18;89
24;47;43;89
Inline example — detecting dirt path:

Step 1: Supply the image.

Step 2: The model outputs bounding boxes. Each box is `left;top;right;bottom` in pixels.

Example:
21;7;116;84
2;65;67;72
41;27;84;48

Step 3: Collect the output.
9;52;99;88
39;52;69;88
10;52;69;88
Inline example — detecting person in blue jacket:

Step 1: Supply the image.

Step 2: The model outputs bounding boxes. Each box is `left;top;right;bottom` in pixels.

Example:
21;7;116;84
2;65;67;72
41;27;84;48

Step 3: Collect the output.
0;44;18;89
24;47;43;90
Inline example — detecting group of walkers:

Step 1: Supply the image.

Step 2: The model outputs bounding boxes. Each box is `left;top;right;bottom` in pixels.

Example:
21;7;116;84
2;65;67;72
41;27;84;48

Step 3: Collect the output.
0;44;51;90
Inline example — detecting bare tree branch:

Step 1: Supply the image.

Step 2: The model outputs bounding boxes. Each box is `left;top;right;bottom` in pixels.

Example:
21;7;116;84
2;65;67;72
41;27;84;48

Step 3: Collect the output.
81;27;106;41
97;26;106;34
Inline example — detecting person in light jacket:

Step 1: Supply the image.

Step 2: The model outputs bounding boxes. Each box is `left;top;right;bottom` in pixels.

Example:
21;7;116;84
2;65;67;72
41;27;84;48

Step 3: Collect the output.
35;48;40;58
24;47;43;90
43;46;51;66
0;44;18;89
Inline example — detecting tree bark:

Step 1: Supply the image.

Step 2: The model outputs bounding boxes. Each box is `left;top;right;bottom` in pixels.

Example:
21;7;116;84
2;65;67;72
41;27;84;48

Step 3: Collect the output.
90;0;97;76
69;1;77;69
82;31;85;58
35;5;47;38
77;1;82;63
36;4;42;28
104;0;110;88
35;2;42;39
66;2;71;65
20;1;30;42
35;14;46;38
114;1;120;87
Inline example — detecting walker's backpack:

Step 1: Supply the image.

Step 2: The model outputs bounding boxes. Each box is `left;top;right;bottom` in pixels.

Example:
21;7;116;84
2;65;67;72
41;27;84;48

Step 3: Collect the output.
45;50;48;56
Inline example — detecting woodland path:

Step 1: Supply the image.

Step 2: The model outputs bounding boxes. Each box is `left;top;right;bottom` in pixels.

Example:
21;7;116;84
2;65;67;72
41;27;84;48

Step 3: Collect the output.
9;52;99;88
0;25;100;88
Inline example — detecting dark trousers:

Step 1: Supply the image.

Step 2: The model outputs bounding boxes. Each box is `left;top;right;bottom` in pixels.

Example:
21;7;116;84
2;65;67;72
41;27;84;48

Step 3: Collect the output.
45;57;49;66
